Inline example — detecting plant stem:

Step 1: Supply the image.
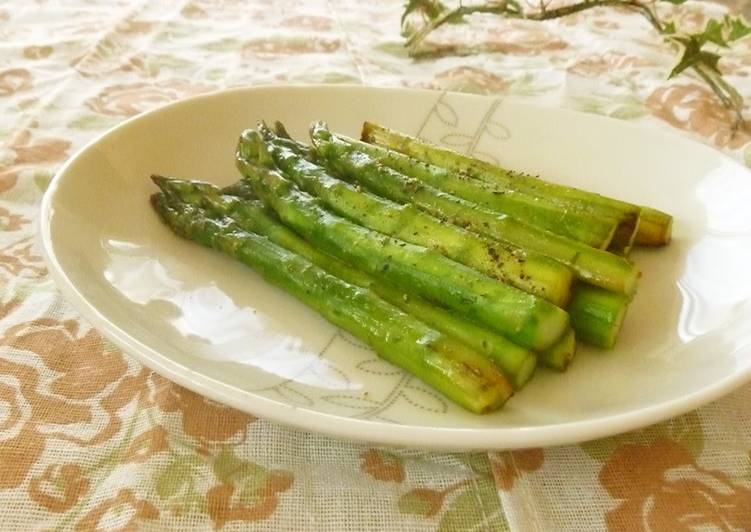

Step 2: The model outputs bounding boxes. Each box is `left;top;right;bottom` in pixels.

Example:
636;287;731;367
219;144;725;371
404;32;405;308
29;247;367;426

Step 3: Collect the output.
405;0;746;131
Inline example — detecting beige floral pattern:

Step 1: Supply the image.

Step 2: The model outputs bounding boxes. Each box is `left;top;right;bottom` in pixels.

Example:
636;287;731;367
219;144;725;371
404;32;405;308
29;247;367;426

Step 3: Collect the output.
0;0;750;529
153;379;255;444
85;80;215;118
29;464;91;513
360;449;406;483
567;51;653;77
0;207;29;231
490;449;544;491
0;318;140;489
1;126;71;196
433;66;510;94
600;438;751;530
646;83;751;149
241;37;343;59
0;68;32;96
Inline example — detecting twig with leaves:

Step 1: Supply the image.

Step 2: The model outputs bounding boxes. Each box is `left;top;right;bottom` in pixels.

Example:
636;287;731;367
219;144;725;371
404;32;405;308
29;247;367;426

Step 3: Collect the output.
402;0;751;131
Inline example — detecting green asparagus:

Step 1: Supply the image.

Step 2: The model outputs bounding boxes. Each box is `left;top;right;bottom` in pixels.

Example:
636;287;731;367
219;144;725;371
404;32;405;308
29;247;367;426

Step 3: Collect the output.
636;208;673;246
151;193;513;412
312;126;639;297
243;126;574;307
306;124;630;347
236;151;570;351
567;285;630;349
539;328;576;371
230;177;575;372
155;176;546;386
354;133;618;250
361;122;672;250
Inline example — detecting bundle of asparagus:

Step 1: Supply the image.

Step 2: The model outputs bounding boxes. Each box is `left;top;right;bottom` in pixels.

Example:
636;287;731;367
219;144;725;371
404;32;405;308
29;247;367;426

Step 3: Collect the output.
150;120;672;413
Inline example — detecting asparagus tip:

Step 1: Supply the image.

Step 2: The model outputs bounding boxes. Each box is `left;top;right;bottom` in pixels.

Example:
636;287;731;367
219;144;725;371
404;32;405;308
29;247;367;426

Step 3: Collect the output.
274;121;292;139
150;174;169;188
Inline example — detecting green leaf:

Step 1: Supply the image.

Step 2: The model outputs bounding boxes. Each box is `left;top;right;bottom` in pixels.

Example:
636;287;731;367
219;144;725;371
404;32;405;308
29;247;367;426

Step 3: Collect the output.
438;478;509;532
668;37;702;79
581;411;704;462
213;447;264;483
728;16;751;42
398;488;443;517
701;19;728;47
464;453;493;476
663;21;677;35
33;170;53;192
155;456;201;499
661;0;687;4
238;473;269;505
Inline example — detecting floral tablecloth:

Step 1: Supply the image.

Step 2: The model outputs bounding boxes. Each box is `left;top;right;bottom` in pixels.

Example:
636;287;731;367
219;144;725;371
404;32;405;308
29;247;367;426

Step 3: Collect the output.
2;1;751;530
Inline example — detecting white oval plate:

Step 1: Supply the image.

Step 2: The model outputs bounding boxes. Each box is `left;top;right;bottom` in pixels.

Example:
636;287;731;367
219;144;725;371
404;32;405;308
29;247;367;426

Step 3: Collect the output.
40;85;751;450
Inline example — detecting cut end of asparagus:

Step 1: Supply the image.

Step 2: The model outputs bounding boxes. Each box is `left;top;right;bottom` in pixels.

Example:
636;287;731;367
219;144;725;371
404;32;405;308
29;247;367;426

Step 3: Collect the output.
361;121;384;144
568;286;629;349
539;328;576;371
635;207;673;246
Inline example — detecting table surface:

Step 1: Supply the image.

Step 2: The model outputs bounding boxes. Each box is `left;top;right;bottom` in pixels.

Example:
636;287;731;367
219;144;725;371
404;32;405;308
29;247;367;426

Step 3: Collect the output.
2;1;751;530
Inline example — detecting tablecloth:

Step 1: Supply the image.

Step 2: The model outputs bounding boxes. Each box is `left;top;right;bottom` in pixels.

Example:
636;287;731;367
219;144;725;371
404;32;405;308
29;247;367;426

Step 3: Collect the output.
1;0;751;530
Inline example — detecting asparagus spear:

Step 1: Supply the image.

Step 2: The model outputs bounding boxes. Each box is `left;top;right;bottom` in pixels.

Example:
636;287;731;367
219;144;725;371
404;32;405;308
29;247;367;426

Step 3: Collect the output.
353;137;619;251
151;193;513;412
540;328;576;371
309;124;639;298
567;285;629;349
636;208;673;246
236;152;570;351
228;178;574;371
155;176;549;386
307;124;631;348
361;122;672;250
244;126;574;307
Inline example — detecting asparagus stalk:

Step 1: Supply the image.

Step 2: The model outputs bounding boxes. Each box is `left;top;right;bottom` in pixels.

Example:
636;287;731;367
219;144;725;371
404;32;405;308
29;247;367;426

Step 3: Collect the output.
354;136;618;251
226;178;574;372
636;208;673;246
236;151;570;351
540;328;576;371
151;193;513;412
567;285;629;349
155;176;548;386
309;124;638;298
361;122;672;250
307;124;631;348
245;127;574;307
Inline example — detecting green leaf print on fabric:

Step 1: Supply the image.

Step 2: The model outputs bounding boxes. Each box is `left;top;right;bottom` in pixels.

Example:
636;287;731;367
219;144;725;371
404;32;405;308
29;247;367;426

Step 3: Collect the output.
438;477;509;532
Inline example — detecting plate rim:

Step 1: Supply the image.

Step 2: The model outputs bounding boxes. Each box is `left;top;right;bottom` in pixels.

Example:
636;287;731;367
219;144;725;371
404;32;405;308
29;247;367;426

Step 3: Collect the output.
38;83;751;451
